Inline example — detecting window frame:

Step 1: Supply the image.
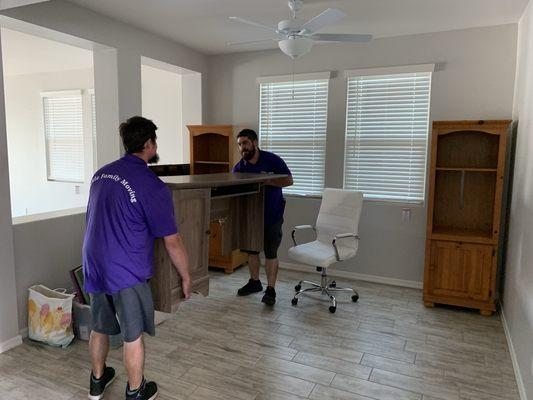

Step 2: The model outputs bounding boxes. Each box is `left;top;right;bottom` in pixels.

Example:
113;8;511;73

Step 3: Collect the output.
257;71;331;197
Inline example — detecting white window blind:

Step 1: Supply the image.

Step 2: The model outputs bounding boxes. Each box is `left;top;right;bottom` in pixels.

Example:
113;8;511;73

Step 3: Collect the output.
42;90;84;182
344;68;432;203
259;73;329;196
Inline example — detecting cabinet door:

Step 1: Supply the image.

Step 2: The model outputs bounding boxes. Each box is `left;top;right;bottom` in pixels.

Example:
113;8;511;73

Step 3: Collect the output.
152;188;210;313
427;241;493;301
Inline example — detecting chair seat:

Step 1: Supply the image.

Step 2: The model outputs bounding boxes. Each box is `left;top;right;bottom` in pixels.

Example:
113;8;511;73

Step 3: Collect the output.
288;240;357;268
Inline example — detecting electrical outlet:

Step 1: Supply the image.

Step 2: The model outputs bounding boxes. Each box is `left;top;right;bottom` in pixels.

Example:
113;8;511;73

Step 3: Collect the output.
402;208;411;223
75;185;80;195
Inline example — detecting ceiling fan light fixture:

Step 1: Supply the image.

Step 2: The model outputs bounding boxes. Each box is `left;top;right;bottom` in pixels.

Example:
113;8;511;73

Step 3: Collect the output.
278;37;313;59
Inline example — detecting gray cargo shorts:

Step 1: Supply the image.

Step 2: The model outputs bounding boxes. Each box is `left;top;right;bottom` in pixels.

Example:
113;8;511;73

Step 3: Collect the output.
90;281;155;342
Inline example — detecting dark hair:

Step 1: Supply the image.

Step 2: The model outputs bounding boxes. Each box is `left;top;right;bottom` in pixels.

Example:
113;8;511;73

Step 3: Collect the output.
119;116;158;154
237;128;258;142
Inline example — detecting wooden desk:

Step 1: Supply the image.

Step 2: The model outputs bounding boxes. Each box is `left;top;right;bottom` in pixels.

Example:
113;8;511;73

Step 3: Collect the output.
151;172;287;312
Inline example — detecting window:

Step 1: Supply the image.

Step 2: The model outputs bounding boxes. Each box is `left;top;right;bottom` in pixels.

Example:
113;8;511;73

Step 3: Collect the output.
258;72;330;196
344;65;433;203
42;90;84;182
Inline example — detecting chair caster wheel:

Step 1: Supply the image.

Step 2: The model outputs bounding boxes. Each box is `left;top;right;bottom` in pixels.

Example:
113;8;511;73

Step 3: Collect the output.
294;284;301;291
329;306;336;313
291;298;298;306
329;281;336;288
351;294;359;302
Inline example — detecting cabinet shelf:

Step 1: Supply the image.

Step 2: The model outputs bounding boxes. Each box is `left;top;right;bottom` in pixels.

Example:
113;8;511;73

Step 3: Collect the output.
430;227;494;244
188;125;233;175
194;161;230;165
436;167;497;172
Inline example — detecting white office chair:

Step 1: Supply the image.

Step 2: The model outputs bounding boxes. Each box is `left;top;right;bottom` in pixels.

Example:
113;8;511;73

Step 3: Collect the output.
288;188;363;313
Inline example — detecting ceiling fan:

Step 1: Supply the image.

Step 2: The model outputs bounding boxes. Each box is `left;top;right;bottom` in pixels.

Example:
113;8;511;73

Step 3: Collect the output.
228;0;372;59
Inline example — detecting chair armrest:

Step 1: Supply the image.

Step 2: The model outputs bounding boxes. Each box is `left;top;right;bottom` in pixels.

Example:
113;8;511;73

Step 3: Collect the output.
332;233;360;262
291;225;316;246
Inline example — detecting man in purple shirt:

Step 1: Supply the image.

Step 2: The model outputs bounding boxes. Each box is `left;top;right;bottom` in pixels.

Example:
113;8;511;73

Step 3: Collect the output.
83;116;191;400
232;129;293;306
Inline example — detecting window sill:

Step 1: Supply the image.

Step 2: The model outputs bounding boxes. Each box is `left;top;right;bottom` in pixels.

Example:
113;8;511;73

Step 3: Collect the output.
285;193;425;207
12;207;86;225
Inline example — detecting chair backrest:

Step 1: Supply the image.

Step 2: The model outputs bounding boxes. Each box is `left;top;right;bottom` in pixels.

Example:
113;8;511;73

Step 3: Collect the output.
316;188;364;250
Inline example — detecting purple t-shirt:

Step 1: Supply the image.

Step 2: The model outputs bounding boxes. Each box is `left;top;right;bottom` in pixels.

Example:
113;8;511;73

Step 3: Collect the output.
82;154;178;294
232;150;291;226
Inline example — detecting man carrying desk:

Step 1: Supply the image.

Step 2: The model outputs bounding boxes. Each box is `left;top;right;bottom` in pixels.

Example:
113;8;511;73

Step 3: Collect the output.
232;129;293;306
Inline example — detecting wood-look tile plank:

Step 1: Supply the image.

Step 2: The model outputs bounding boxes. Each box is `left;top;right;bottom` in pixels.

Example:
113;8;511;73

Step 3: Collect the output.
310;384;375;400
370;368;460;400
361;354;445;382
293;351;372;380
331;373;422;400
255;355;335;386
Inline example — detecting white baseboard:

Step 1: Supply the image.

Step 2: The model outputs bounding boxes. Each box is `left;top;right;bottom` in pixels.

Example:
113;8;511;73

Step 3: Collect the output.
19;327;28;339
0;335;22;353
279;261;423;289
500;306;528;400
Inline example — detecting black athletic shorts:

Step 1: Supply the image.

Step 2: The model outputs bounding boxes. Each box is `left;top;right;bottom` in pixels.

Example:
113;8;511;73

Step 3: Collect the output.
90;281;155;342
242;218;283;260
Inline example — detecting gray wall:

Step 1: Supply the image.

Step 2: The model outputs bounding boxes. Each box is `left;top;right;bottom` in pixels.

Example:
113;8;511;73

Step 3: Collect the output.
0;30;20;349
13;214;86;331
207;24;518;284
0;0;209;333
505;1;533;398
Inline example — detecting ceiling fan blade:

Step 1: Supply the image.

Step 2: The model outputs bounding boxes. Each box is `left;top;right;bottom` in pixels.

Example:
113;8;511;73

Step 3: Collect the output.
227;38;277;46
229;17;278;32
300;8;346;34
310;33;372;43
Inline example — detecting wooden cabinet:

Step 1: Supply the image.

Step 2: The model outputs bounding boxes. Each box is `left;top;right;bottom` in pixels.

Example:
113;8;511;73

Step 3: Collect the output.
188;125;248;273
151;188;211;313
424;120;510;315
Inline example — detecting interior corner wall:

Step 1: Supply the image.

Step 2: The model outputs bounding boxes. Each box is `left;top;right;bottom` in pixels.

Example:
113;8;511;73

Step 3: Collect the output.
504;0;533;398
0;30;21;350
0;0;209;332
4;68;94;217
206;24;518;284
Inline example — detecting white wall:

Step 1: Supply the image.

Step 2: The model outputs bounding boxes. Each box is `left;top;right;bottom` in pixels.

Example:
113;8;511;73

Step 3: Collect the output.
181;72;202;164
142;64;182;165
504;1;533;398
4;68;94;217
207;24;518;284
0;29;21;353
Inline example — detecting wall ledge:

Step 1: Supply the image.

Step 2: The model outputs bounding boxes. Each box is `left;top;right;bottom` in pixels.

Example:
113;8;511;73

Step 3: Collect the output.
12;207;86;225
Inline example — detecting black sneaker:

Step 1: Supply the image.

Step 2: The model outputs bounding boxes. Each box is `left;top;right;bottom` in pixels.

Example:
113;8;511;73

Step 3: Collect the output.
125;378;158;400
237;279;263;296
261;286;276;306
88;365;115;400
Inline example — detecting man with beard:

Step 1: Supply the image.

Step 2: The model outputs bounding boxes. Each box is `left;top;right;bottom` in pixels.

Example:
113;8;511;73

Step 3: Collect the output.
232;129;293;306
83;116;191;400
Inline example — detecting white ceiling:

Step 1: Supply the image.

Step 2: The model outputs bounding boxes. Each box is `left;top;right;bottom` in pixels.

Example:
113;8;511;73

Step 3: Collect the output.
66;0;529;55
1;27;93;76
